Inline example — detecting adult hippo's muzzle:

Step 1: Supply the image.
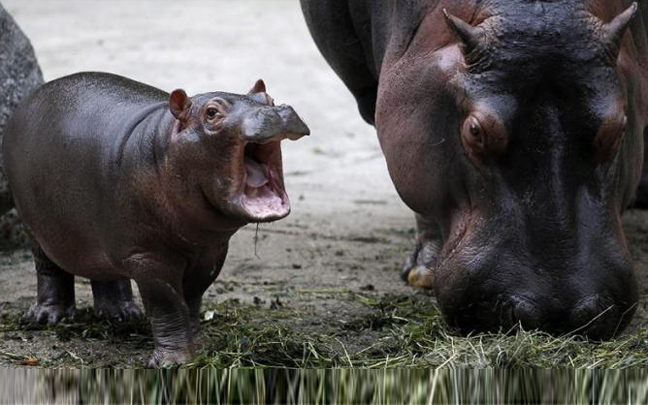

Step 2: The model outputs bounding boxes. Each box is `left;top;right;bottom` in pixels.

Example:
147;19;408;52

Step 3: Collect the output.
433;212;638;339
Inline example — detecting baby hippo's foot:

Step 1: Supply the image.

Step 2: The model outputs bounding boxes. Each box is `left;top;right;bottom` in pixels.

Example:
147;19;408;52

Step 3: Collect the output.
91;279;143;322
148;347;193;368
95;300;143;322
25;303;75;324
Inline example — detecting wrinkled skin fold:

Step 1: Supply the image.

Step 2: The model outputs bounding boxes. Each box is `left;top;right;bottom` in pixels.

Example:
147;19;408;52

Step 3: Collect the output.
302;0;648;338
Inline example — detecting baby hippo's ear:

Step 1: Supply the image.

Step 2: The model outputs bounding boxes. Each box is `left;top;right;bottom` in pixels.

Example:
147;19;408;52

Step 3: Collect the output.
248;79;274;105
248;79;266;95
169;89;193;122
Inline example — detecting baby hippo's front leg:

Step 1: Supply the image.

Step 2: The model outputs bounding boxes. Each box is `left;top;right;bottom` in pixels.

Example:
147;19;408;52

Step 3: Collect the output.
128;254;195;367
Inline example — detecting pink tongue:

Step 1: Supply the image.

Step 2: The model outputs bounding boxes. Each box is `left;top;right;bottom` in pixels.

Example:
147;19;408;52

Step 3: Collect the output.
245;157;269;188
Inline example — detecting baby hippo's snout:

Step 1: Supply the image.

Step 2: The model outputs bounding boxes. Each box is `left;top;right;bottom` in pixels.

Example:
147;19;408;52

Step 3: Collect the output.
276;104;311;140
239;104;310;143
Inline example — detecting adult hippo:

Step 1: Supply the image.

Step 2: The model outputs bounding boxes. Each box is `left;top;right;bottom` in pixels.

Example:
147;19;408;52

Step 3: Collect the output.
301;0;648;338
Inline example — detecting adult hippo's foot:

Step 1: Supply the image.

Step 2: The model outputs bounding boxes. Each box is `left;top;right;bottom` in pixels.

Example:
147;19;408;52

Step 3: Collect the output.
25;243;76;323
401;215;442;289
91;279;143;322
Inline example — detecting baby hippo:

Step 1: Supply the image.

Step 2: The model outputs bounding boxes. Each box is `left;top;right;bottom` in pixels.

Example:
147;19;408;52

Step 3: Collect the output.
2;72;309;366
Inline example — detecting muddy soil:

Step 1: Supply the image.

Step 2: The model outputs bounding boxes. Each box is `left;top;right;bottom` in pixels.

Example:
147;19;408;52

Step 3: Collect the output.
1;0;648;367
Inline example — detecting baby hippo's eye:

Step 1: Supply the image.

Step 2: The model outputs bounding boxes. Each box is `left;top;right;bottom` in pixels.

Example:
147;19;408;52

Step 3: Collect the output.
206;108;219;120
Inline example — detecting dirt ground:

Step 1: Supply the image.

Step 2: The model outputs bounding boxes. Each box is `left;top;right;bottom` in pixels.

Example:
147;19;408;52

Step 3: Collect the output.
1;0;648;368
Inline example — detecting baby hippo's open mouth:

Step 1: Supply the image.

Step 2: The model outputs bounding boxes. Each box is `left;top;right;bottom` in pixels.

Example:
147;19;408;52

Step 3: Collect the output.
239;140;290;221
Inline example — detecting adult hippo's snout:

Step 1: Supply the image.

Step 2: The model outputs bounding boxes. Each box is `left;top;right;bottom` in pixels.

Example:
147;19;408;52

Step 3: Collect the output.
446;290;635;340
434;215;638;339
450;293;632;339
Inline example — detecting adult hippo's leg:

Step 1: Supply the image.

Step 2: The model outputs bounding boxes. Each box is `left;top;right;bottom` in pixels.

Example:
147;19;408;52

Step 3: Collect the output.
300;0;378;125
27;243;75;323
401;215;442;289
633;127;648;208
90;279;143;322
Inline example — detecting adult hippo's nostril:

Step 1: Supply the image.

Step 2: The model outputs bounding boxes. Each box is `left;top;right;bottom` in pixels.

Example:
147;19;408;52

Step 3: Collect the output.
446;290;632;339
506;296;543;331
446;290;638;339
450;294;544;335
434;238;638;339
569;295;632;340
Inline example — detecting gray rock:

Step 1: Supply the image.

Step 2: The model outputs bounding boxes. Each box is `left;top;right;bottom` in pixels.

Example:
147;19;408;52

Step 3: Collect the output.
0;207;28;248
0;3;44;216
0;4;44;248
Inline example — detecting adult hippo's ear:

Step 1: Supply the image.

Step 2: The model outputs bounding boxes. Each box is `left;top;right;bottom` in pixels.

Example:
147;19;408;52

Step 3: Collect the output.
599;2;638;58
169;89;193;123
443;9;483;55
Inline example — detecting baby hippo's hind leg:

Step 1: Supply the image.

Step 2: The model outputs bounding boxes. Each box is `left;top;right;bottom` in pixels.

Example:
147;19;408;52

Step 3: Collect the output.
91;279;143;322
26;242;75;323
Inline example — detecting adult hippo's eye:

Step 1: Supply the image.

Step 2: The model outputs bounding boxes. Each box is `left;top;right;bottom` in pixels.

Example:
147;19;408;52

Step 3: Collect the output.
594;115;627;162
461;115;507;163
462;116;485;148
470;121;482;137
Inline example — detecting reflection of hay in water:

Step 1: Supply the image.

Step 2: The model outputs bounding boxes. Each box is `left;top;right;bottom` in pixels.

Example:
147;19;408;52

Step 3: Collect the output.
6;368;648;403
